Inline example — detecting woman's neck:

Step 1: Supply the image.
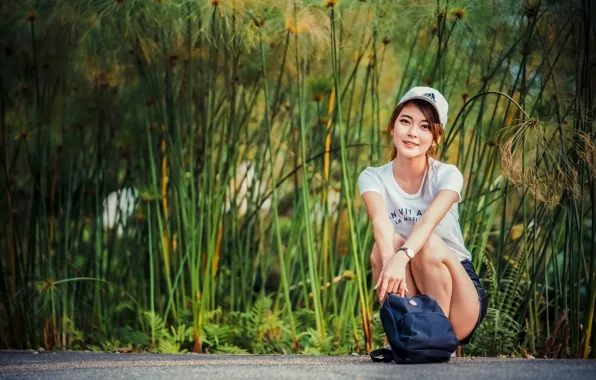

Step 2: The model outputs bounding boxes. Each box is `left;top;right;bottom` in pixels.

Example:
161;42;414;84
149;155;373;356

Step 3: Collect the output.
393;154;428;180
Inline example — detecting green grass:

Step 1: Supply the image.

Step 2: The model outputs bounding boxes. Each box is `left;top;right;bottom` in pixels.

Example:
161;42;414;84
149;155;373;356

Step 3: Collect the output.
0;0;594;358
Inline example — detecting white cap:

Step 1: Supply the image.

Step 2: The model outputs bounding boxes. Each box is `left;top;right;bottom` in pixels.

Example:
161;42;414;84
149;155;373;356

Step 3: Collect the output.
397;86;449;128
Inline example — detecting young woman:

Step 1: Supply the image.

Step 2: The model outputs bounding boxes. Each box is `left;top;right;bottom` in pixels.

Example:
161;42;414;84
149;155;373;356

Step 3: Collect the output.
358;86;488;345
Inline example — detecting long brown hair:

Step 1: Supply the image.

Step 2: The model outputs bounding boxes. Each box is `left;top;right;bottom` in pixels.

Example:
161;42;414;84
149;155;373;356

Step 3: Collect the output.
386;99;444;198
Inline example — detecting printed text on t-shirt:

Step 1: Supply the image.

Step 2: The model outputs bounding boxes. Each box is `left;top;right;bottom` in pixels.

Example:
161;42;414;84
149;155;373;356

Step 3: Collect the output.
389;208;424;226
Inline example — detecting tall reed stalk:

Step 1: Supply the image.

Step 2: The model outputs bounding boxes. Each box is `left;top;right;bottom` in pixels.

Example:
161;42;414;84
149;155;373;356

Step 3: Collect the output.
0;0;592;358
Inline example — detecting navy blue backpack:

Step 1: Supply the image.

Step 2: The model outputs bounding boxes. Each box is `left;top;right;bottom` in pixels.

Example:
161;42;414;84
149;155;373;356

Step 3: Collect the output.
370;294;459;364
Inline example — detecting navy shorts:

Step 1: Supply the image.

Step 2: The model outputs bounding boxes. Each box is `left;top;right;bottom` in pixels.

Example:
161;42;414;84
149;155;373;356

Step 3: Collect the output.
458;259;488;345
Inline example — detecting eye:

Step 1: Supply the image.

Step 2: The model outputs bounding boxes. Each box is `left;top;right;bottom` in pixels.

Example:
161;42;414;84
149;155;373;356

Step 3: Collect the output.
399;118;410;125
421;124;430;130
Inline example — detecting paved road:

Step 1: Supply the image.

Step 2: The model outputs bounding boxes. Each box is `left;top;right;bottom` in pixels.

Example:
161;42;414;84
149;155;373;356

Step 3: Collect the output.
0;351;594;379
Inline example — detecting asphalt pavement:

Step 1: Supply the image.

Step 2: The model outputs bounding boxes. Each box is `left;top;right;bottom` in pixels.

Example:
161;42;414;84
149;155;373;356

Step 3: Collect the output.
0;351;594;379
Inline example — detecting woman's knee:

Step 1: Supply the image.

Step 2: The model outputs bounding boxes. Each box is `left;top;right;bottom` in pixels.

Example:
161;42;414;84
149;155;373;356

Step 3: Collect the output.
411;234;450;271
370;233;406;265
370;244;382;269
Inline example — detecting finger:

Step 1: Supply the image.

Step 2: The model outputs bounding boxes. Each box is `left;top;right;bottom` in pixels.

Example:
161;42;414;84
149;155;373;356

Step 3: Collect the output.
387;278;399;297
400;279;408;297
403;275;409;294
388;278;398;293
374;271;384;290
383;276;392;295
397;280;405;297
393;280;401;297
390;281;400;296
379;277;389;302
385;279;397;301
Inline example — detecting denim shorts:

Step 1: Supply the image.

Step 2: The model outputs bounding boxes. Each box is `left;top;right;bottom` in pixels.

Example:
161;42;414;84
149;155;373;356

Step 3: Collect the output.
458;259;488;345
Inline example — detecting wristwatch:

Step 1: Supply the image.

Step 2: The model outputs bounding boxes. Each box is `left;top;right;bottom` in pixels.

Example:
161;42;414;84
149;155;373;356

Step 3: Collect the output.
397;247;415;260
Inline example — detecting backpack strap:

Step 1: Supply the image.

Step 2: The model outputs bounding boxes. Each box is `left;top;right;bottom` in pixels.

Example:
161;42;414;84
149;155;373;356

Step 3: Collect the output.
370;347;394;363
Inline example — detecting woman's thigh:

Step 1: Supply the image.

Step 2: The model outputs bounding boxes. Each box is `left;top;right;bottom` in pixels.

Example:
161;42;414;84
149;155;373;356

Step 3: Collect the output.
413;234;480;340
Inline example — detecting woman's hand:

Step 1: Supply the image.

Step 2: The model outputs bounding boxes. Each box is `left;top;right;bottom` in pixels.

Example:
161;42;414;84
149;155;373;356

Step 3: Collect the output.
375;252;410;304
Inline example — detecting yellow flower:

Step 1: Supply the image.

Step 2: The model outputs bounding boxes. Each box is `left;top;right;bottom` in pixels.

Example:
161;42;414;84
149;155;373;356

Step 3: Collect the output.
451;8;466;20
342;270;355;281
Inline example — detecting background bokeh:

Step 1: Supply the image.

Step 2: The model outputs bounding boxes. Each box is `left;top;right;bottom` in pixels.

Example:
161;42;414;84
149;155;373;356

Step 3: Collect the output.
0;0;594;358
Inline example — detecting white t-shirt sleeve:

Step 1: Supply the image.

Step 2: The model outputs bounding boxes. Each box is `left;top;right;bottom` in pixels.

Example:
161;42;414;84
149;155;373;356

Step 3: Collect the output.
358;168;383;196
435;165;464;203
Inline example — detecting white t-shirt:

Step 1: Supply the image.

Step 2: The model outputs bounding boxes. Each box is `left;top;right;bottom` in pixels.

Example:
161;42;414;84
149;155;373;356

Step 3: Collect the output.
357;158;471;262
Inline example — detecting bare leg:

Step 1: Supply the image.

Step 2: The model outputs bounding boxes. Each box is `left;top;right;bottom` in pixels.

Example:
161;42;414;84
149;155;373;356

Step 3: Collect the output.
411;244;453;316
410;233;480;340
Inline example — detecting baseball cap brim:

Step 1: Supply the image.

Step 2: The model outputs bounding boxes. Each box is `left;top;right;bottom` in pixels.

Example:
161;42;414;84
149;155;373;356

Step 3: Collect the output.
398;95;445;127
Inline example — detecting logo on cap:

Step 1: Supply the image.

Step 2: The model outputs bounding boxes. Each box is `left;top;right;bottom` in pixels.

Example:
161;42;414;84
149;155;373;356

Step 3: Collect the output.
422;93;436;103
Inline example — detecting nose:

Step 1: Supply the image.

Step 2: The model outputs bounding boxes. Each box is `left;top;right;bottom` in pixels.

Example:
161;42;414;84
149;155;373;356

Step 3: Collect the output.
407;123;418;138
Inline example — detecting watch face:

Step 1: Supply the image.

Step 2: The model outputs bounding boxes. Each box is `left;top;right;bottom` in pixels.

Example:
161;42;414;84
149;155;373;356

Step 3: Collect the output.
400;248;414;259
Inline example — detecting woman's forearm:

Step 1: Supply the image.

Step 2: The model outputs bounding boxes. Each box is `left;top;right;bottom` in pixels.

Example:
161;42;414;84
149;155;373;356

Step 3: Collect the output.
401;219;434;256
399;191;458;257
372;217;397;266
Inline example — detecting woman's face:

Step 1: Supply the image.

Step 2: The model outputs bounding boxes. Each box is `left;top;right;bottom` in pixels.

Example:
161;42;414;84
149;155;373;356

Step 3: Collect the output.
391;102;438;159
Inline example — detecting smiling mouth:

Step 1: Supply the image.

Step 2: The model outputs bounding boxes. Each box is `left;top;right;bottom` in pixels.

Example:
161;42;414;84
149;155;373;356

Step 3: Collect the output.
403;141;419;147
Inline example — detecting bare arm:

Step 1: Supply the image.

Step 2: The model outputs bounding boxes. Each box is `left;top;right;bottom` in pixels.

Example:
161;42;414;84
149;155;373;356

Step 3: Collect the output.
372;189;460;303
361;191;395;266
400;189;460;256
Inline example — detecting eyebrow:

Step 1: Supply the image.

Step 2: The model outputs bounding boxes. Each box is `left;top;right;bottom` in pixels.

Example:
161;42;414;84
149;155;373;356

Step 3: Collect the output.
400;114;429;123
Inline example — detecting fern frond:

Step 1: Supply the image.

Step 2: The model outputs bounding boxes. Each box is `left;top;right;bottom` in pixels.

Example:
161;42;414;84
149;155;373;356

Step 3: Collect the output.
143;311;168;340
159;340;186;354
203;323;232;347
212;343;250;354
